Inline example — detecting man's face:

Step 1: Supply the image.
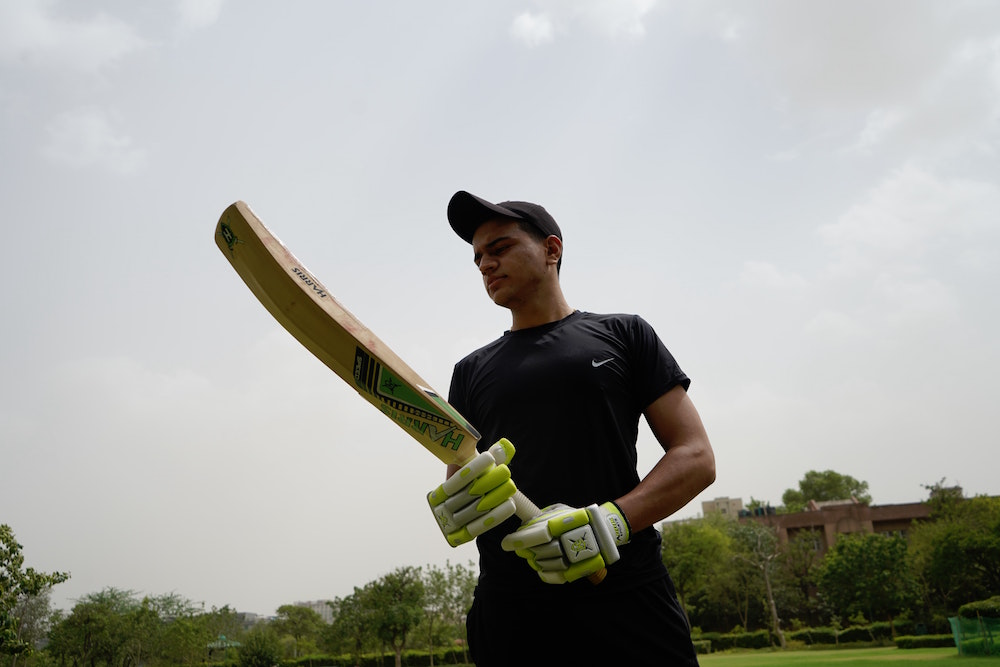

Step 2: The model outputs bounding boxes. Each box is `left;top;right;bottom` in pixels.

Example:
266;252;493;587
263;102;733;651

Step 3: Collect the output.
471;219;552;309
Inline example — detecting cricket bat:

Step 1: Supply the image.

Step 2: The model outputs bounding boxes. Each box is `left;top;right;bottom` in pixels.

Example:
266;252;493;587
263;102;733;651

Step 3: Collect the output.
213;201;605;584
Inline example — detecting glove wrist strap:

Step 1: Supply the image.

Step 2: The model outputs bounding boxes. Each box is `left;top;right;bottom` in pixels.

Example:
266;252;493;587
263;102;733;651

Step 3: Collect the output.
602;501;631;546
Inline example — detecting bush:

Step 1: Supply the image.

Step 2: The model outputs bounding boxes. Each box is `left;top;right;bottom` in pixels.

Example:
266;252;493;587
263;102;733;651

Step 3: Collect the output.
837;626;876;643
692;640;711;655
787;627;836;645
239;631;281;667
959;596;1000;619
896;634;955;649
959;637;996;656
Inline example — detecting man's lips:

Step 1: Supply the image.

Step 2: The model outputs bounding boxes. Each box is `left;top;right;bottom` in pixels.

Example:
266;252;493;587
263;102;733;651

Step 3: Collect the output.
486;275;505;293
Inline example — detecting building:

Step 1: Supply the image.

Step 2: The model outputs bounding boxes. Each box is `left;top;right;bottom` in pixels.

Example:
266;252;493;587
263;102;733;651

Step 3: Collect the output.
295;599;334;624
740;498;931;555
701;496;745;519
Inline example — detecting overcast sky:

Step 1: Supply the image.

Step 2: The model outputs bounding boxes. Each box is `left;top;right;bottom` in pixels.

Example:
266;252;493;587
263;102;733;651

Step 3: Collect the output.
2;0;998;617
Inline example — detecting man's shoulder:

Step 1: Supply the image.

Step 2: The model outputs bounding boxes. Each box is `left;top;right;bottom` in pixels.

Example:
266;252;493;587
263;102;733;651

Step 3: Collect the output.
575;311;653;333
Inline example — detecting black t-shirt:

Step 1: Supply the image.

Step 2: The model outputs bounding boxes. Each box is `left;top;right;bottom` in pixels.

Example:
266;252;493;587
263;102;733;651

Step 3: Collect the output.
448;310;690;598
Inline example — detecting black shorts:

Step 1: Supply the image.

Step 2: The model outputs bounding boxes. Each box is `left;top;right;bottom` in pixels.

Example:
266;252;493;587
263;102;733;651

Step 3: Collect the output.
467;574;699;666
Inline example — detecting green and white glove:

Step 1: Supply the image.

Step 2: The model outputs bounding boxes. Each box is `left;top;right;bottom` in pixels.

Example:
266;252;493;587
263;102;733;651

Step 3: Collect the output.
500;501;630;584
427;438;519;547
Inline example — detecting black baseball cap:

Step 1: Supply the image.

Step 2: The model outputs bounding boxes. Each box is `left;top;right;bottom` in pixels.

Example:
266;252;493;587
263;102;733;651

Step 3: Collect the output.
447;190;562;244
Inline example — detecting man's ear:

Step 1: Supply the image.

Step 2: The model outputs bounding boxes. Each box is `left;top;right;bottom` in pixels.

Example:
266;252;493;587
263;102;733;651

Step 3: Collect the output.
544;236;562;266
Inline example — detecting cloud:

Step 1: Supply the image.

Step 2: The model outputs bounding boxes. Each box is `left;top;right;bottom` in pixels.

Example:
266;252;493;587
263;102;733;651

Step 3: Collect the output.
573;0;657;39
510;12;555;47
679;1;1000;162
41;107;146;174
510;0;658;45
841;107;907;155
177;0;225;30
811;163;999;342
819;163;999;268
0;0;145;72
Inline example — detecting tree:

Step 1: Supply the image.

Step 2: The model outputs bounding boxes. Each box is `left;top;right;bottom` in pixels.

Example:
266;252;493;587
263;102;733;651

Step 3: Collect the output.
780;529;825;627
817;533;917;635
8;590;56;667
0;525;69;659
782;470;871;512
369;567;425;667
272;605;323;658
909;493;1000;610
327;588;375;665
238;627;280;667
420;560;476;666
661;515;732;626
46;588;140;667
730;521;786;647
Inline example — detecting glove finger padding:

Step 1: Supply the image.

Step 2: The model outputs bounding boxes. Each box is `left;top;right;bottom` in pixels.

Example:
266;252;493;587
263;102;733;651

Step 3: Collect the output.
501;501;631;584
428;439;519;547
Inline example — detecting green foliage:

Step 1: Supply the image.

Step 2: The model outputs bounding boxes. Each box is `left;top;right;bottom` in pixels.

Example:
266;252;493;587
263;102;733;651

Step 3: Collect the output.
418;560;476;664
908;495;1000;609
273;604;324;658
46;588;245;667
787;627;837;645
694;629;772;651
368;566;424;667
817;532;917;626
958;596;1000;619
239;627;281;667
895;634;955;649
662;514;733;623
0;525;69;658
781;470;871;513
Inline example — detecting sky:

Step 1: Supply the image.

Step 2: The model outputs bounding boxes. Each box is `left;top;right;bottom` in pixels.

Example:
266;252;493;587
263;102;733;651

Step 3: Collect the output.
1;0;998;618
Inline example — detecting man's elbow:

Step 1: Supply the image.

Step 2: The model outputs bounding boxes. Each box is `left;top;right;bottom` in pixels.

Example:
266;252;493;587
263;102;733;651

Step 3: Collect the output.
696;440;717;491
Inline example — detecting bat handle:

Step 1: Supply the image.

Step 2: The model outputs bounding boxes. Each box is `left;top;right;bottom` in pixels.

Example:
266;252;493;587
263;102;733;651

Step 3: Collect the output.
510;490;608;585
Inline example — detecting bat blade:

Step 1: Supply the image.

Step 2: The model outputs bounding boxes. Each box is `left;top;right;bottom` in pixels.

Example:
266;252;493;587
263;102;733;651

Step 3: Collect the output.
214;200;479;466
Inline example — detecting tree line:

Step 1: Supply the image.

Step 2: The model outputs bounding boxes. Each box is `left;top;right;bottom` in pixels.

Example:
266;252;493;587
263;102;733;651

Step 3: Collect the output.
3;473;999;665
1;550;476;667
664;477;1000;644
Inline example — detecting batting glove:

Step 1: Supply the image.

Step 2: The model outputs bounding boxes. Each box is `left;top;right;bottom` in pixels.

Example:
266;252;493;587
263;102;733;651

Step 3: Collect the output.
500;501;630;584
427;438;518;547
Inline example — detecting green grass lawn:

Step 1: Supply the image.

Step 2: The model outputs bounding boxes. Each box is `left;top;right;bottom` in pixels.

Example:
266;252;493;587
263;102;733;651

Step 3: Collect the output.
699;647;1000;666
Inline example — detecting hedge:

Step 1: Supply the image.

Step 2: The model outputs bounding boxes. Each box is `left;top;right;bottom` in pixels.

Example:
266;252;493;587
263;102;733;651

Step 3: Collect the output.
272;647;469;667
693;630;772;651
787;627;836;645
895;634;955;649
958;596;1000;619
692;640;712;655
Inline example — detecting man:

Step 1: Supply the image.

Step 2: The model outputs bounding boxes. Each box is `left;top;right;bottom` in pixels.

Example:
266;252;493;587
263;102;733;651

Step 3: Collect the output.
427;191;715;665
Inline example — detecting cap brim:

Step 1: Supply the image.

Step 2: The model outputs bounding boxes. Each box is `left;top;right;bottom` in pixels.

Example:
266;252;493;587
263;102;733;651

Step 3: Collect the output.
448;191;525;243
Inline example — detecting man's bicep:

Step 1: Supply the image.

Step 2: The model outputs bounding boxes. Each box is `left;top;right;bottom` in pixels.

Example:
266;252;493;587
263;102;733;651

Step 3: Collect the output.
644;385;710;453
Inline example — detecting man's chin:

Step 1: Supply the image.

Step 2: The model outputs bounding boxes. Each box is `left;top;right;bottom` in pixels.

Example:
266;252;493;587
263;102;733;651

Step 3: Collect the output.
488;289;513;309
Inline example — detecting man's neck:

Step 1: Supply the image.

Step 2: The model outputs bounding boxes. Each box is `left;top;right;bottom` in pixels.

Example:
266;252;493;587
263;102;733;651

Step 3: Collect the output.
509;296;574;332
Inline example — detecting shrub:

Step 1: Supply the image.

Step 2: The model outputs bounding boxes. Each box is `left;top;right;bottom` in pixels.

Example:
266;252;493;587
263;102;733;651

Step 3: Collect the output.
959;596;1000;619
692;640;711;655
896;634;955;649
837;626;876;643
239;631;281;667
788;627;836;645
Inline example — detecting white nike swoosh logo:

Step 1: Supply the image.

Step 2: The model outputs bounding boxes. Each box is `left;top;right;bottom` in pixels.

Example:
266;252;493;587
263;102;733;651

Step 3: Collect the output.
592;358;614;368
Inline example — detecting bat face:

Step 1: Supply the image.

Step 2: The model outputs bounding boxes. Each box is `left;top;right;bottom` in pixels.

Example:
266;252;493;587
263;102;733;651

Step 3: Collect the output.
214;201;481;466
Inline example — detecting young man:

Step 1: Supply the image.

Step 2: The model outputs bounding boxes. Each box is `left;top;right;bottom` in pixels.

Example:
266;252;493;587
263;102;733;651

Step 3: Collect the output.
428;191;715;665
